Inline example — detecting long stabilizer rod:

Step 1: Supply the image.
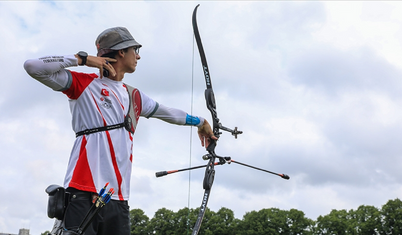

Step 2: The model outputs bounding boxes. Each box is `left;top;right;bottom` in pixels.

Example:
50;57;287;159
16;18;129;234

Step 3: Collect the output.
231;160;290;180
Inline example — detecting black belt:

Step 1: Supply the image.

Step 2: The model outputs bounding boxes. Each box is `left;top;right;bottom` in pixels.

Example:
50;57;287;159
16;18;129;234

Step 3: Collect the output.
75;122;126;137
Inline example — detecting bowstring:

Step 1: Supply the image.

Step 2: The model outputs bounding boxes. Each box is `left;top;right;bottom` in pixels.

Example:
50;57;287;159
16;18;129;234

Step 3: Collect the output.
188;28;196;235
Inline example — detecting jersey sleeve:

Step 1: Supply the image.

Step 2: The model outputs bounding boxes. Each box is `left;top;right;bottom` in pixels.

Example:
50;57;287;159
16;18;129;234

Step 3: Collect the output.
62;71;98;100
23;55;78;91
139;90;159;118
139;91;204;127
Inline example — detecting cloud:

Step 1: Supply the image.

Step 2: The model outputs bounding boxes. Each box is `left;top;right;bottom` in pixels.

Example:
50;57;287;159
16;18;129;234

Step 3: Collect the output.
289;45;402;97
2;1;402;234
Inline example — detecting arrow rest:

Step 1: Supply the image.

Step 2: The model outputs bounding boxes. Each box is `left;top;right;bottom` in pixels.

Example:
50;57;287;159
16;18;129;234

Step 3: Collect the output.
202;154;212;160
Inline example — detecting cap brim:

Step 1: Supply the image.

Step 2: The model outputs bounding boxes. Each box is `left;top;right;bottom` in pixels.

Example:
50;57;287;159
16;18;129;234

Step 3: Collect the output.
109;39;142;50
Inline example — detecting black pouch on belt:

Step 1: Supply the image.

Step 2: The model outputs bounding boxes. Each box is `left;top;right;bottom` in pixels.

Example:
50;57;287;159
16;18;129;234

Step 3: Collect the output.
45;184;68;220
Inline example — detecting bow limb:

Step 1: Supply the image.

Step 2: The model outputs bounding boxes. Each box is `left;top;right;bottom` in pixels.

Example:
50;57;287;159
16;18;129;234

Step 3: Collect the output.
191;5;218;235
192;4;220;149
191;5;242;234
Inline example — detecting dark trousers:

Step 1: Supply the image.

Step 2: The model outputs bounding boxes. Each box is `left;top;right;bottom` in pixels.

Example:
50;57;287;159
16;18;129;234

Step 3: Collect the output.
64;188;130;235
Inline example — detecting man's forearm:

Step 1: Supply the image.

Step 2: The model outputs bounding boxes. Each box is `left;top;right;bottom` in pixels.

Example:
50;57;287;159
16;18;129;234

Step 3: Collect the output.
24;55;78;91
150;104;205;127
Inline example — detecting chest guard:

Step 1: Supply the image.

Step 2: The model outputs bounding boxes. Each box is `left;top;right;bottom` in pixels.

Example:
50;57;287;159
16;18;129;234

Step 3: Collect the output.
124;84;142;134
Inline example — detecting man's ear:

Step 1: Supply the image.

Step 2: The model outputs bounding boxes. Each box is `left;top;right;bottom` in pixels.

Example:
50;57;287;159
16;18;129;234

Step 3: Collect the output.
118;49;125;58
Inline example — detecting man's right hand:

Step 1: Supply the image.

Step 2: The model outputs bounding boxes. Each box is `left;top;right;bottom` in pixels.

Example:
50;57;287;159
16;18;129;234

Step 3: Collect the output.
75;54;117;78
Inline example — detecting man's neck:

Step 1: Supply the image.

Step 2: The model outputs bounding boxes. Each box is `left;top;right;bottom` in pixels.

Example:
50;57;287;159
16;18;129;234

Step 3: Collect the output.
108;72;124;81
107;64;125;81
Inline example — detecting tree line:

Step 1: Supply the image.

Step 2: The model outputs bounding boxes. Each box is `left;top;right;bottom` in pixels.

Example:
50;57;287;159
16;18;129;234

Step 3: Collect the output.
129;198;402;235
42;198;402;234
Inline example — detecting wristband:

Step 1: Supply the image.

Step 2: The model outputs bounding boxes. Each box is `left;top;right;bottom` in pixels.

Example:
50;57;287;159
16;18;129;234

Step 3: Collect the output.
186;114;201;126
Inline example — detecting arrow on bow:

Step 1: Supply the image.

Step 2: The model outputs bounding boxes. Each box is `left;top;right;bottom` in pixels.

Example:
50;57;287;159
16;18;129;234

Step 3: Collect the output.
155;5;289;235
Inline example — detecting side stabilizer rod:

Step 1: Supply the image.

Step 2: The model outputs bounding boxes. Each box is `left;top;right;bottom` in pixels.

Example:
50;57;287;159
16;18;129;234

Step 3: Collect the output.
155;162;221;178
155;159;290;180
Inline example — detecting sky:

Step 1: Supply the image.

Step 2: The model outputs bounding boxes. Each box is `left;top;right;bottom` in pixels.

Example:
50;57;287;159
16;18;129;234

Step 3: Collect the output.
1;0;402;234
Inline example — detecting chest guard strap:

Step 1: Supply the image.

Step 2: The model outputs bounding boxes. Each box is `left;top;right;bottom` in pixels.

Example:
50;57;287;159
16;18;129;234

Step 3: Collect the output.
75;84;141;137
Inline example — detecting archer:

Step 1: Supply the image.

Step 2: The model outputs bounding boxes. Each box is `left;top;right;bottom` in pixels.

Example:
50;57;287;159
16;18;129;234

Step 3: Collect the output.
24;26;217;235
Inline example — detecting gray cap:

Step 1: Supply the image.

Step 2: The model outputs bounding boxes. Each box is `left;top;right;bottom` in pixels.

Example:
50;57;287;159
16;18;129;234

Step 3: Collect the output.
95;27;142;56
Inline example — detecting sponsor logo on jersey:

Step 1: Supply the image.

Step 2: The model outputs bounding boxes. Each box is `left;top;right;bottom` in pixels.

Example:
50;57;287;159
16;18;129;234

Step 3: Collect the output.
100;89;112;109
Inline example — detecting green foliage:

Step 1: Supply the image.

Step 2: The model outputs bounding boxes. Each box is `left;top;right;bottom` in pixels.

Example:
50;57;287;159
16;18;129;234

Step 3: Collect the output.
381;198;402;235
287;208;315;235
314;199;402;235
129;198;402;234
173;207;194;234
130;208;150;235
200;207;240;235
316;209;350;235
41;198;402;235
238;208;313;235
147;207;176;235
348;205;382;234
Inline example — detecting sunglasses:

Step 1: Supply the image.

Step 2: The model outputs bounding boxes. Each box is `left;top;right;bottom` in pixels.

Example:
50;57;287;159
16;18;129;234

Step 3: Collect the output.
133;46;140;55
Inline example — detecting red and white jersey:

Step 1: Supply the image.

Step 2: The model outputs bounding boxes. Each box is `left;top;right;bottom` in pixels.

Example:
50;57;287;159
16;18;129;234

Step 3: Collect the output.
24;54;204;201
63;71;157;200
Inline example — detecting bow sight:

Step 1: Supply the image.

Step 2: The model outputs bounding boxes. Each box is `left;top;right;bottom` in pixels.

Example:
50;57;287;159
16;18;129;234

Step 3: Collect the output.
205;88;243;140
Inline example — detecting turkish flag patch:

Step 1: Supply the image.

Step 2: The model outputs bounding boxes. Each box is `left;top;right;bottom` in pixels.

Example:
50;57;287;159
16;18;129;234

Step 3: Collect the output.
101;89;109;96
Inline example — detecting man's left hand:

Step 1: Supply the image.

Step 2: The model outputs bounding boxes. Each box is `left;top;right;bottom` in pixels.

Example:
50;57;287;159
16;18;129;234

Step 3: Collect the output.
197;119;218;148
